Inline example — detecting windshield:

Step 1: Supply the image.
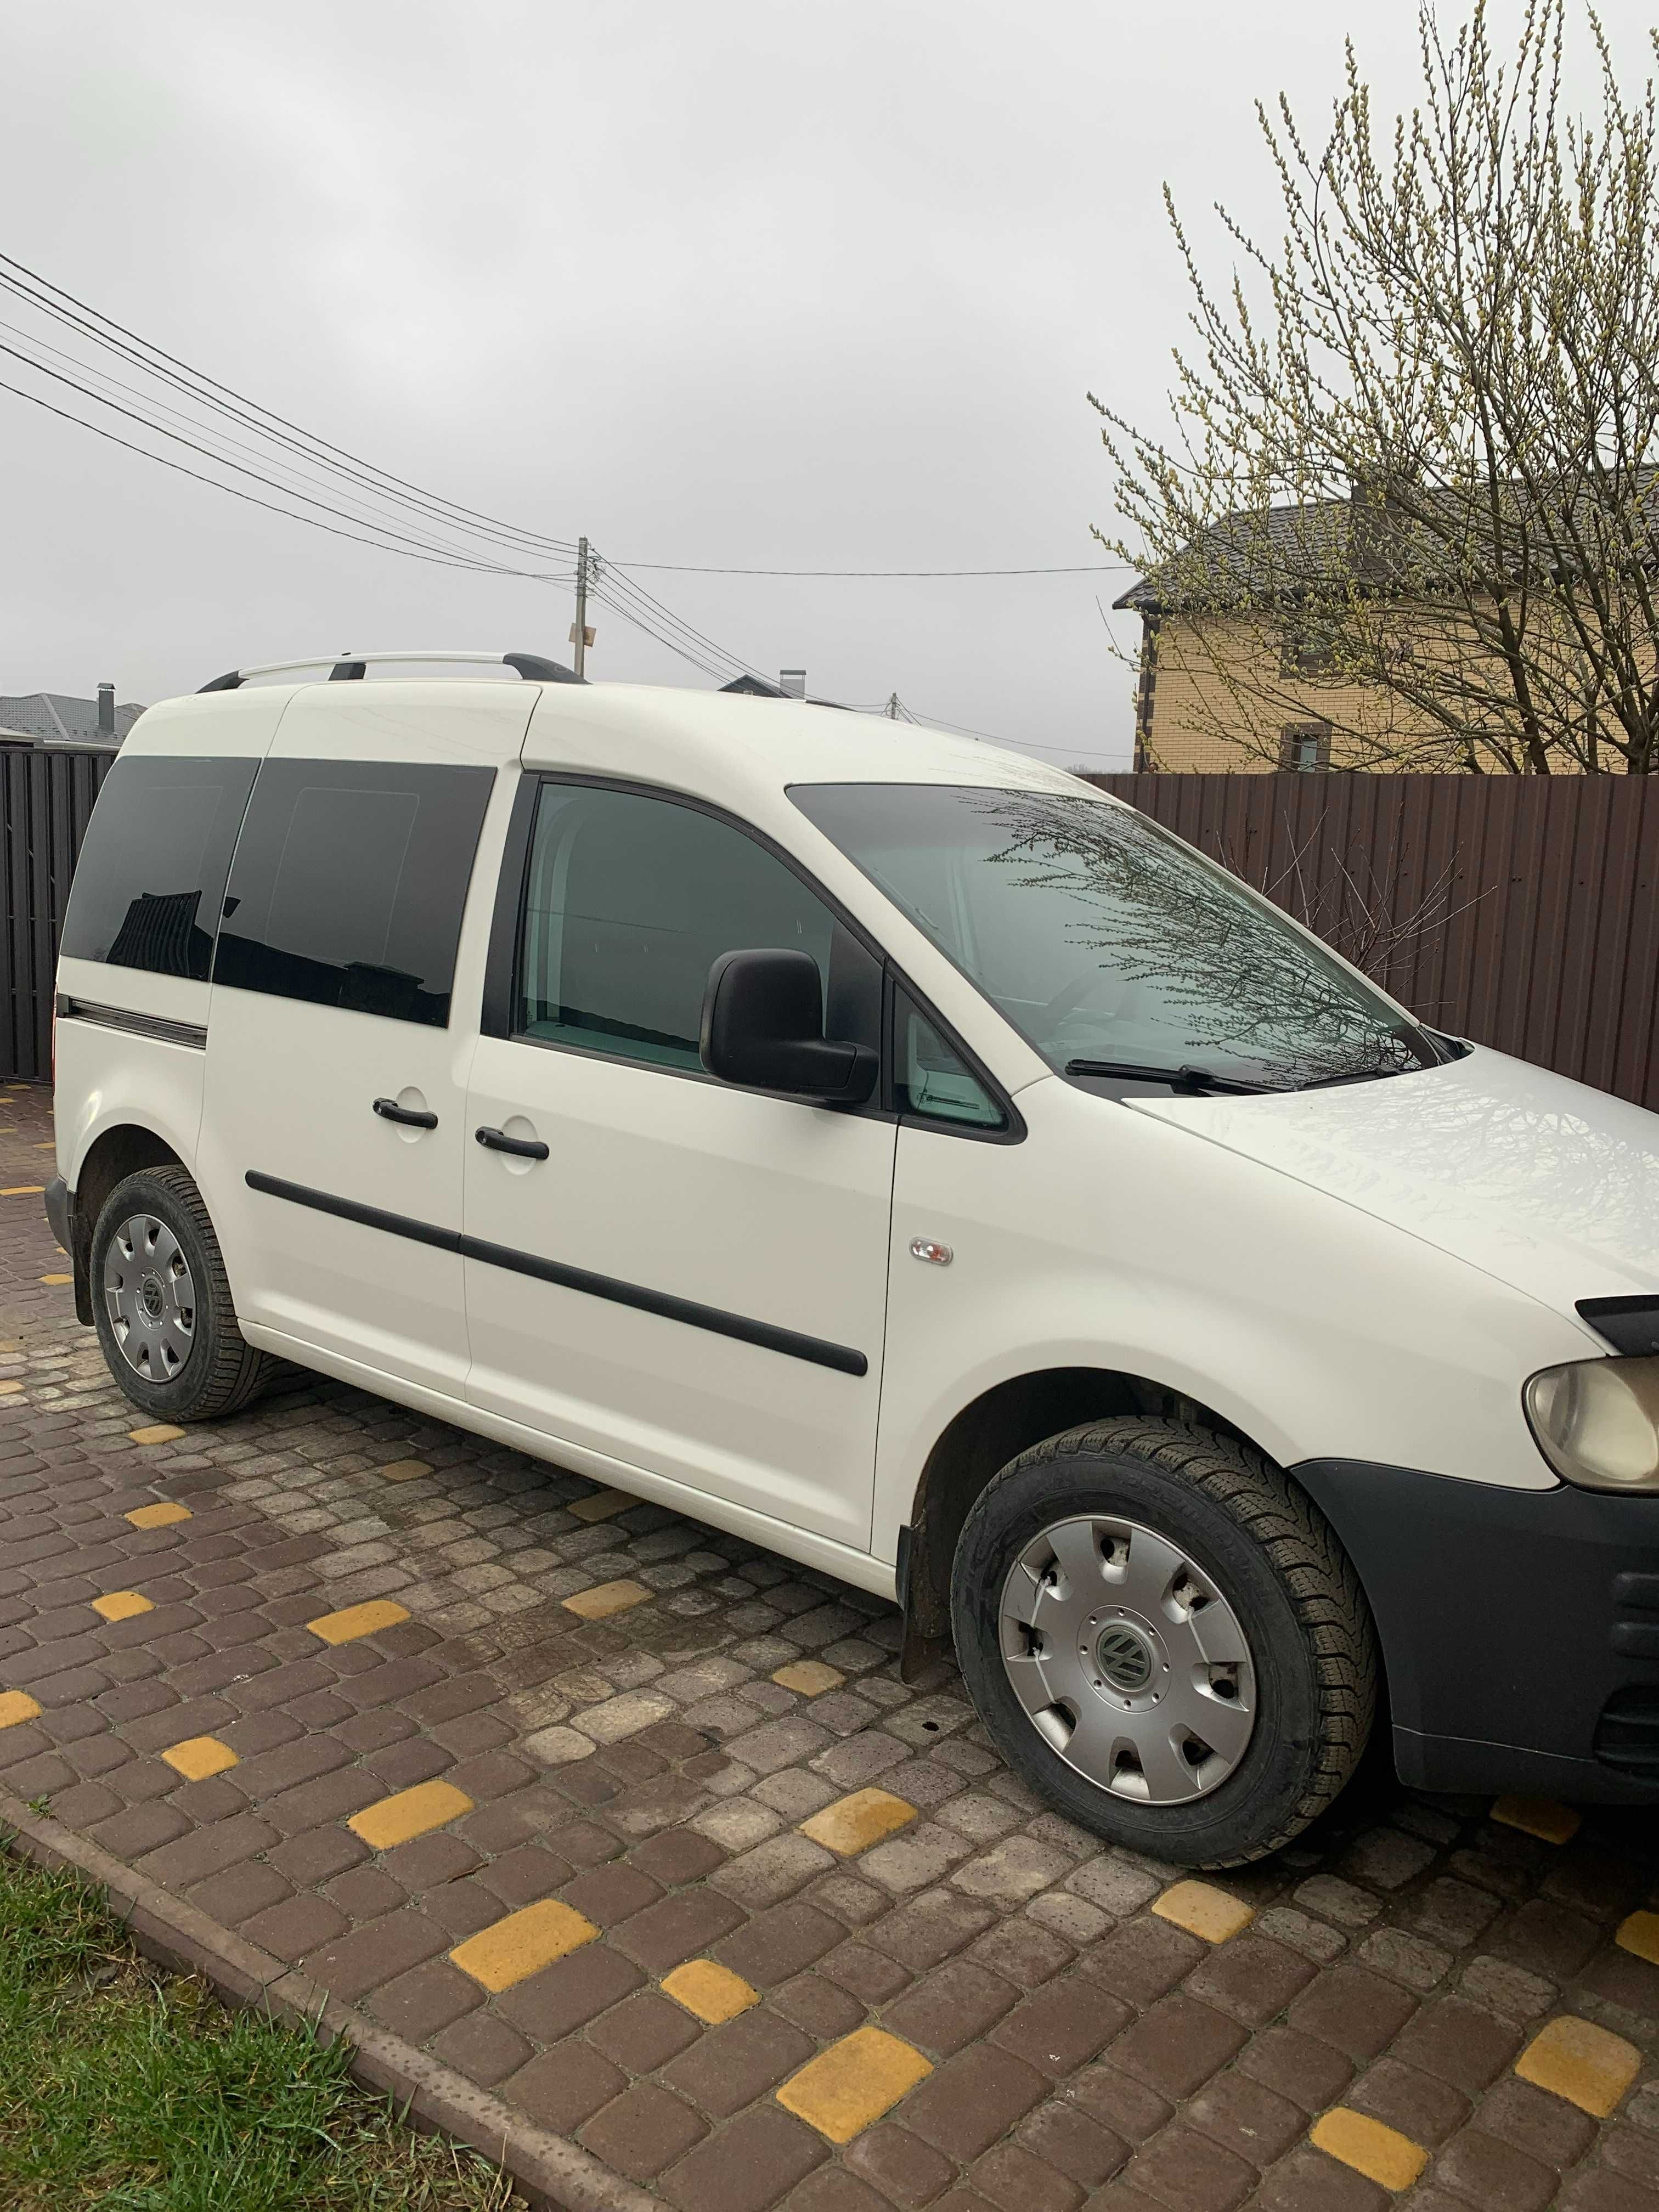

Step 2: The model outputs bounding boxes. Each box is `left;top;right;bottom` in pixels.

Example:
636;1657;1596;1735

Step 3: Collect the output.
790;782;1439;1091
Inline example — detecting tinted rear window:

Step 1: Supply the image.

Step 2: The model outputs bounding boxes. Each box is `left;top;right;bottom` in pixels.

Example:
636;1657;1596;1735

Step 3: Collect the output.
213;759;494;1026
59;754;257;981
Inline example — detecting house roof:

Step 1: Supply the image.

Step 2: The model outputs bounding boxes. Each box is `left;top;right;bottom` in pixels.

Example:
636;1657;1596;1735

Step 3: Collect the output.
719;673;849;711
1113;498;1351;613
1115;470;1659;615
0;692;145;747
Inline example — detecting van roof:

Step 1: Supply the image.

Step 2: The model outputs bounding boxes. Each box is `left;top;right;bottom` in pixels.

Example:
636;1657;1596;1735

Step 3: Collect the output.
123;667;1097;805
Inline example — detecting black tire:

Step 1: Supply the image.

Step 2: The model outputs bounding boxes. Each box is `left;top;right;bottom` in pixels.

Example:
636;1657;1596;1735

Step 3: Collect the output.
951;1416;1377;1867
91;1166;269;1423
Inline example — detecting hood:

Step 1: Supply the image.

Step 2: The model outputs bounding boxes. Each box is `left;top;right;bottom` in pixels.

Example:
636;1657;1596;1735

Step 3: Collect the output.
1124;1045;1659;1324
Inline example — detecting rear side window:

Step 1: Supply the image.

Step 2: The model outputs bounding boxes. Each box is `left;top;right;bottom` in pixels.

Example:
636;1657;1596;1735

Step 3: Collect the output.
59;754;257;981
215;760;494;1026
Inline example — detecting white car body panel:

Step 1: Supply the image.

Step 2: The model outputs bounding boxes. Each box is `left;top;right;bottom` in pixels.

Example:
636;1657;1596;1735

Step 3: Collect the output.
53;674;1659;1636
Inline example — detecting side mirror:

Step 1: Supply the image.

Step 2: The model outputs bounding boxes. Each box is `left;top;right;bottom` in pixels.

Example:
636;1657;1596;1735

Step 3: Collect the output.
701;948;877;1105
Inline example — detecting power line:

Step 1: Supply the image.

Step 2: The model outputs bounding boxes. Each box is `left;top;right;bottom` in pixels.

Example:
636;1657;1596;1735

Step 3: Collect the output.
0;374;569;581
0;250;579;560
0;247;1140;706
0;337;566;577
610;558;1137;578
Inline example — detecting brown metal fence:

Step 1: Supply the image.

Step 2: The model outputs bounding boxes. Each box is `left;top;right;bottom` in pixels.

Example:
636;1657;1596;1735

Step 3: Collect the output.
2;744;116;1083
1087;772;1659;1116
5;749;1659;1110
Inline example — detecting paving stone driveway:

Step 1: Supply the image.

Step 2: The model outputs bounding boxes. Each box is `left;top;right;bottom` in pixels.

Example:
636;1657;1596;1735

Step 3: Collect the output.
6;1077;1659;2212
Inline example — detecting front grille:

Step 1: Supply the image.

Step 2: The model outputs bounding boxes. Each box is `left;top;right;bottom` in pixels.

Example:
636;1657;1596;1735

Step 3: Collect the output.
1595;1686;1659;1774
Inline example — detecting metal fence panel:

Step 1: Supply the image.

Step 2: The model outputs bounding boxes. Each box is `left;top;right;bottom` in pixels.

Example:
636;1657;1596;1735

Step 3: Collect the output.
1;746;115;1082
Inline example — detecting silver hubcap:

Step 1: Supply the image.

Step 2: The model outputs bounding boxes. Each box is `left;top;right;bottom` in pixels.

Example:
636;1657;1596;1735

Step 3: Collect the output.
999;1514;1256;1804
104;1213;196;1383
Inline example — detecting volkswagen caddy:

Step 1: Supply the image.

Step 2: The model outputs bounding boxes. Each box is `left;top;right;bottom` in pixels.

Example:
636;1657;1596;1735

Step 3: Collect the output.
44;650;1659;1865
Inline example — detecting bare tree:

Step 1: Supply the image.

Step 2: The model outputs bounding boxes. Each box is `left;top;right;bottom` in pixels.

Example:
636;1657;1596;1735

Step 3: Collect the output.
1096;2;1659;773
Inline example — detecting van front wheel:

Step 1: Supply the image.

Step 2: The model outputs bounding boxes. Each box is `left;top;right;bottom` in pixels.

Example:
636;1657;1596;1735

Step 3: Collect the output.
91;1167;268;1424
951;1417;1376;1867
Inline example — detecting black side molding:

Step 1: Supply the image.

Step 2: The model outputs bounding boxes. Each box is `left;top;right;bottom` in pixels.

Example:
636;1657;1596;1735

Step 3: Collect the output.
56;995;207;1051
1578;1295;1659;1357
246;1172;459;1255
244;1170;868;1377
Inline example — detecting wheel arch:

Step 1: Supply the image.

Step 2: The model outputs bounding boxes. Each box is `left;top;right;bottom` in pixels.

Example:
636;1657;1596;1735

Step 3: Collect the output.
899;1365;1279;1670
67;1122;187;1324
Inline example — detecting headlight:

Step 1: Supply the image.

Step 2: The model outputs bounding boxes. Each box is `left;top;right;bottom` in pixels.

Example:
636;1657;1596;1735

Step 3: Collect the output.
1525;1356;1659;1491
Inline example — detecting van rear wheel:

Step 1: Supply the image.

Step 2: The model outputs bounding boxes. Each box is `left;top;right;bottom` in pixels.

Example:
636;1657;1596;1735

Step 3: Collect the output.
92;1167;269;1424
951;1416;1376;1867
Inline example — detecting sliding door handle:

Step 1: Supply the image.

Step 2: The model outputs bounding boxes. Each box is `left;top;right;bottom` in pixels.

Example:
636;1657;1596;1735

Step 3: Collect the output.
373;1097;438;1130
475;1125;550;1160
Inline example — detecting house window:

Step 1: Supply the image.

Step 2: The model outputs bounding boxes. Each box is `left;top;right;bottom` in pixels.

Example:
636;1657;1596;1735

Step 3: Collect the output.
1280;620;1340;678
1279;721;1332;772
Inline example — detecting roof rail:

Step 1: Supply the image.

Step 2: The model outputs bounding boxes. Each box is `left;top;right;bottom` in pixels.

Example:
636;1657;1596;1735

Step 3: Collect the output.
198;650;586;693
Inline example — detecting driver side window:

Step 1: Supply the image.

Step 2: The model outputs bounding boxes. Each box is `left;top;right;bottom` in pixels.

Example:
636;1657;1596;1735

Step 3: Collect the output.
514;781;878;1073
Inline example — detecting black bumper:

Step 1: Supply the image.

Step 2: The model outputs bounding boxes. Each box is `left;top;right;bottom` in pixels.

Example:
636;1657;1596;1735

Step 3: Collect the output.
1292;1456;1659;1803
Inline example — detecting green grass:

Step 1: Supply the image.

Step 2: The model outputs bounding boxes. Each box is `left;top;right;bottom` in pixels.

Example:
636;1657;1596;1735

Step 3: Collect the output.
0;1841;521;2212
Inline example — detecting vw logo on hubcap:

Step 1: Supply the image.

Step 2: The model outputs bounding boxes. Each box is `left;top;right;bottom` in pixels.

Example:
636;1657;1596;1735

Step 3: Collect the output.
1096;1623;1155;1693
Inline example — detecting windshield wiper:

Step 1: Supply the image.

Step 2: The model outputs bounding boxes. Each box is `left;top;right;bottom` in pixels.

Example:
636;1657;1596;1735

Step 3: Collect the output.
1294;1064;1415;1092
1064;1059;1276;1094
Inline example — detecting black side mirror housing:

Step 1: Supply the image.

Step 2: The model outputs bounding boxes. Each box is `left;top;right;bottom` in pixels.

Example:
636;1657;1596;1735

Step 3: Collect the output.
700;948;877;1105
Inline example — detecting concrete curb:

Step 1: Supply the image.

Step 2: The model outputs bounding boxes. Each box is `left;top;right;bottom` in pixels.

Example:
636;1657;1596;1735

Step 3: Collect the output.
0;1784;657;2212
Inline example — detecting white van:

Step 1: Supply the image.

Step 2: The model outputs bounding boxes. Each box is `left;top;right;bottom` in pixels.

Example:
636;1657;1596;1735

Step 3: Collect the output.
46;651;1659;1866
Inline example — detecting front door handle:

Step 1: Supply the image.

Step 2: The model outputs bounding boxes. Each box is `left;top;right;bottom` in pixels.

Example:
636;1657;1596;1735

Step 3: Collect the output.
374;1097;438;1129
475;1125;550;1160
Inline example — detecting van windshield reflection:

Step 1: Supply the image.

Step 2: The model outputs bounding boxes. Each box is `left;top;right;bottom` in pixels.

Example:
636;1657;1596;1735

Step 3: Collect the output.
789;783;1440;1092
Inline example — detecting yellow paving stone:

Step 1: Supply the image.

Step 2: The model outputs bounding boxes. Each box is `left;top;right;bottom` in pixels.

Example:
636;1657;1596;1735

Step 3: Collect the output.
160;1735;238;1780
449;1899;598;1992
1;1186;44;1197
799;1786;919;1857
379;1459;431;1483
1492;1795;1582;1845
125;1501;191;1528
1617;1910;1659;1966
0;1381;21;1397
91;1591;154;1622
1152;1879;1256;1944
662;1959;759;2024
773;1660;845;1697
128;1424;185;1446
40;1274;72;1286
306;1599;411;1645
349;1779;475;1849
777;2027;933;2143
0;1690;42;1729
1310;2109;1428;2191
567;1486;637;1523
562;1579;651;1621
1516;2015;1643;2117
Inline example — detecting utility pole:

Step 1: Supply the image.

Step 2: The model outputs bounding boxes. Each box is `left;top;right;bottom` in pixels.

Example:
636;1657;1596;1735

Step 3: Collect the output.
571;537;590;679
885;692;900;719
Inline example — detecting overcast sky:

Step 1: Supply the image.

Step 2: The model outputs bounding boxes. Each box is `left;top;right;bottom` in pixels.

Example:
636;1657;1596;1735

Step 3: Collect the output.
4;1;1652;770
